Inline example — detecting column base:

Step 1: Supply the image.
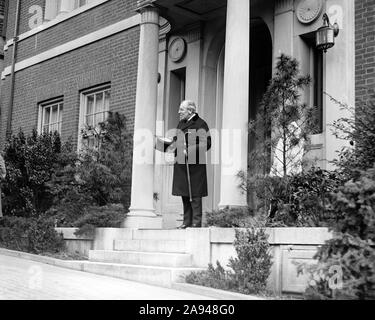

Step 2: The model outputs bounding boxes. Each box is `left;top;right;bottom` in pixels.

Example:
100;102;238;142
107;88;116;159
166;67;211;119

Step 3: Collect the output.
123;215;163;229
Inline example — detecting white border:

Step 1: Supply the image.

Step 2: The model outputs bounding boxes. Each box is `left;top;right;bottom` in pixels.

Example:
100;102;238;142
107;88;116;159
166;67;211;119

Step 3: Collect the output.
1;14;140;79
4;0;111;51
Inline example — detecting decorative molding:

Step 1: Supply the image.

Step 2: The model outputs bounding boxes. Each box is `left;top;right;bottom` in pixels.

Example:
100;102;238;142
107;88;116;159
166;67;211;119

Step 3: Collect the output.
159;17;171;41
275;0;294;16
1;15;141;79
172;22;202;44
4;0;111;51
185;27;202;43
136;0;157;12
140;7;159;25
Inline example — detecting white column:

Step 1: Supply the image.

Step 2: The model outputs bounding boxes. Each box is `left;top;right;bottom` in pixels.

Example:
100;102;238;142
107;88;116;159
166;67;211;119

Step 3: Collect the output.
124;1;162;229
218;0;250;208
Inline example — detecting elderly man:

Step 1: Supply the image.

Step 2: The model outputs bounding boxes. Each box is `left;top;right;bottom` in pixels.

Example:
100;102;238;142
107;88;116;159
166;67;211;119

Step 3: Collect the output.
172;100;211;229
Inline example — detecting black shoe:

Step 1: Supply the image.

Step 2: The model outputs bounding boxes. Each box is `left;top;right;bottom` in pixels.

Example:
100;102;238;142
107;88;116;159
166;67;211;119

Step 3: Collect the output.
177;224;189;229
191;224;201;228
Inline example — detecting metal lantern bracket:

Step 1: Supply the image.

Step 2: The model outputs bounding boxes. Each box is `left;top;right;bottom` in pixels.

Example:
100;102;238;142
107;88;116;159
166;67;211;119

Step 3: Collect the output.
322;13;340;37
316;13;340;53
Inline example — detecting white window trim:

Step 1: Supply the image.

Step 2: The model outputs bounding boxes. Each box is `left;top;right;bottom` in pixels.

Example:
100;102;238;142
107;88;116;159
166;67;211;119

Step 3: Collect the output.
78;84;111;151
4;0;110;51
38;98;64;135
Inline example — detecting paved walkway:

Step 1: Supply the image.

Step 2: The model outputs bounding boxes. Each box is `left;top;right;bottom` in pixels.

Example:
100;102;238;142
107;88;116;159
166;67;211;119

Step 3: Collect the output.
0;254;213;300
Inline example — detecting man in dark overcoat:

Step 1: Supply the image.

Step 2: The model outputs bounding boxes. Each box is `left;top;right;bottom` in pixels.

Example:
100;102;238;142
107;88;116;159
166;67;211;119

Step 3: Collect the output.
172;100;211;229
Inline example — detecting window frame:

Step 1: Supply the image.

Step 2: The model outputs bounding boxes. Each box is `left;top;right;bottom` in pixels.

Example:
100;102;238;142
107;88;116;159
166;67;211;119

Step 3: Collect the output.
301;32;325;134
38;98;64;135
45;0;93;22
78;84;111;150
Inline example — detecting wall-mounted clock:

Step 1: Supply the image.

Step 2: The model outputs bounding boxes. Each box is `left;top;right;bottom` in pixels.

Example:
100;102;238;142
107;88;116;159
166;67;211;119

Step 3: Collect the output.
168;37;186;62
296;0;323;24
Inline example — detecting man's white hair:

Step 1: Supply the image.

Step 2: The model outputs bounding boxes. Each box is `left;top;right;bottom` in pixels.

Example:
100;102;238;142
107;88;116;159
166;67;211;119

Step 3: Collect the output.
182;100;197;113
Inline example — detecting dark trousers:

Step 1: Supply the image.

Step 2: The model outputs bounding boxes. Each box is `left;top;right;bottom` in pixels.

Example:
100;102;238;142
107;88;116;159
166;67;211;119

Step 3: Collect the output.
182;196;202;227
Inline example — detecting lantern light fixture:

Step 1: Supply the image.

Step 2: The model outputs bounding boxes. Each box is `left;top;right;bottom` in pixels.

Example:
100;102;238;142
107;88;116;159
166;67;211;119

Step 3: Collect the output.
316;13;340;52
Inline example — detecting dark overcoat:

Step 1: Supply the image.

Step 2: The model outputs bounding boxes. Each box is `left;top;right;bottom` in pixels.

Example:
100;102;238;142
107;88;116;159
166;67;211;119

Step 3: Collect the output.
171;113;211;198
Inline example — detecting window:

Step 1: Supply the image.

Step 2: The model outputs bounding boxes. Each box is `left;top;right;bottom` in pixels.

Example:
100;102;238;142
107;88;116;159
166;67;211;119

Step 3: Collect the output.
79;85;111;149
83;87;111;128
39;100;64;134
301;32;324;134
313;47;323;133
44;0;92;21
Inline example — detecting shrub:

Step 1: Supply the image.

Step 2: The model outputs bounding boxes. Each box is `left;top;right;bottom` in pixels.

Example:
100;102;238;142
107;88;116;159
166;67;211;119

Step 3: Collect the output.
238;167;345;227
47;112;131;226
0;216;65;254
330;93;375;178
301;167;375;299
2;130;69;217
303;233;375;300
268;168;345;227
329;167;375;240
73;204;126;237
206;206;262;228
229;228;273;294
185;228;272;295
185;261;233;291
78;112;132;208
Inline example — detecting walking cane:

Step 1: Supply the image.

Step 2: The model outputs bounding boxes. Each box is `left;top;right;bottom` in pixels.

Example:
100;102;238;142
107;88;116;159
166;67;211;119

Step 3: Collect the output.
184;133;193;202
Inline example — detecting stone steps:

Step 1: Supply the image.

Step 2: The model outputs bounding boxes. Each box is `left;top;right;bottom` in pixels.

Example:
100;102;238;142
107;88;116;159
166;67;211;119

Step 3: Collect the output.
89;250;192;267
85;229;204;287
114;239;186;253
132;229;187;241
80;261;203;288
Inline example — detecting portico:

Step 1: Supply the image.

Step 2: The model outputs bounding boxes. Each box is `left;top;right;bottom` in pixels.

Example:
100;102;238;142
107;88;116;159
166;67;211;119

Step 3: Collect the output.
125;0;355;229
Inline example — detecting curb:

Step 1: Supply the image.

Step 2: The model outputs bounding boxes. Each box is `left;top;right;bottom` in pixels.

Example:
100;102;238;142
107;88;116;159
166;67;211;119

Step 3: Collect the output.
0;247;85;271
171;283;264;300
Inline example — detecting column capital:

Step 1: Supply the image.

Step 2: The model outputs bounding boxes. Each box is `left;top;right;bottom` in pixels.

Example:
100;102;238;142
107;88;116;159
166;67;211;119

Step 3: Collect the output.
137;0;157;12
137;0;159;25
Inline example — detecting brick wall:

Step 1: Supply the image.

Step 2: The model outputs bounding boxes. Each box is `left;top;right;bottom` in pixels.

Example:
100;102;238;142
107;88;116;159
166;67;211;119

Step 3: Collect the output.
355;0;375;103
4;0;137;67
0;0;140;209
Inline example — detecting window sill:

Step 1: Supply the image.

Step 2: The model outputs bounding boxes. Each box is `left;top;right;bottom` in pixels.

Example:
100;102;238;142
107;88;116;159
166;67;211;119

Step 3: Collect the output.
4;0;110;51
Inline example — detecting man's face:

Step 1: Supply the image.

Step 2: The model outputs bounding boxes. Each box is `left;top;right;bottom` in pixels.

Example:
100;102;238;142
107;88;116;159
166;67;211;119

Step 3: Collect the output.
178;103;191;121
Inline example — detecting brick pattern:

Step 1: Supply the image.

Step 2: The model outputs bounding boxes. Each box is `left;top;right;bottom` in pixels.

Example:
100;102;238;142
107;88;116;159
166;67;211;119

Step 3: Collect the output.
4;0;137;66
0;2;140;208
355;0;375;103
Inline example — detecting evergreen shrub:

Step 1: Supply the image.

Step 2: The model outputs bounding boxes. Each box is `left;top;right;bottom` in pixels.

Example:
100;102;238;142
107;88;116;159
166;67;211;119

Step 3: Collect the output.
0;215;65;254
185;228;272;295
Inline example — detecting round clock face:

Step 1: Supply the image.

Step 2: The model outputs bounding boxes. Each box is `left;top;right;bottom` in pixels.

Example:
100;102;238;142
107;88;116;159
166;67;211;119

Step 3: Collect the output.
168;37;186;62
296;0;323;24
